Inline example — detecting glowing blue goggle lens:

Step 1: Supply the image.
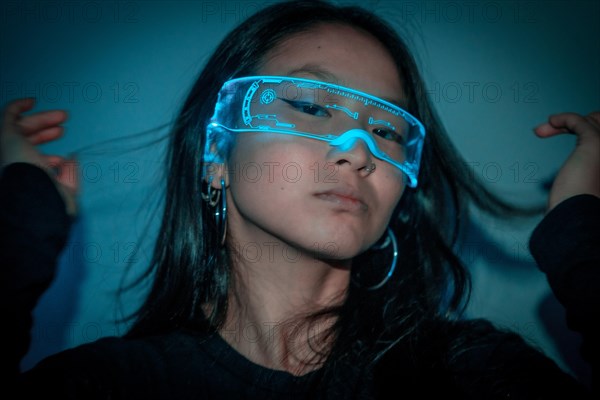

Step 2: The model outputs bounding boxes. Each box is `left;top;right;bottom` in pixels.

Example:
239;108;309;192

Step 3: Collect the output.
205;76;425;187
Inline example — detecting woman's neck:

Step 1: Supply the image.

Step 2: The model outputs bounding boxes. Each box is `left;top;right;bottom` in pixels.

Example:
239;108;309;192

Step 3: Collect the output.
219;236;350;376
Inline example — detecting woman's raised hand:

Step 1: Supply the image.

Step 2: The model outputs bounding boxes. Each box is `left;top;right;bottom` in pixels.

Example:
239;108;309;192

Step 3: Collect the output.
534;111;600;212
0;98;79;216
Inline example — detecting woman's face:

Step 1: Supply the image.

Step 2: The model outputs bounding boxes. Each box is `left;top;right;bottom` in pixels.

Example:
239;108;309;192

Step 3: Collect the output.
224;23;406;260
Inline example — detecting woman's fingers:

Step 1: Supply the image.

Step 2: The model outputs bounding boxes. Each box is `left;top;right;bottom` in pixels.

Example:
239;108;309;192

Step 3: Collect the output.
1;97;69;151
585;111;600;130
534;111;600;211
2;98;35;128
18;109;68;137
534;112;600;141
26;125;64;145
2;98;68;143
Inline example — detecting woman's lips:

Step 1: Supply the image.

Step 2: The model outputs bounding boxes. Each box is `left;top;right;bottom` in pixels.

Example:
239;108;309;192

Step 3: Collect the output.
314;189;368;212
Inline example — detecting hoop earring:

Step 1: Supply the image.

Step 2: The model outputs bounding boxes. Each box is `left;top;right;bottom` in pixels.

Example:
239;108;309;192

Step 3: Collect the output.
215;177;227;245
201;176;227;245
365;227;398;291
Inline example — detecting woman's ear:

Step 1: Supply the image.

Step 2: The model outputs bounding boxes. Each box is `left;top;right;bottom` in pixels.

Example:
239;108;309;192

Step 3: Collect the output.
203;162;228;189
203;137;229;189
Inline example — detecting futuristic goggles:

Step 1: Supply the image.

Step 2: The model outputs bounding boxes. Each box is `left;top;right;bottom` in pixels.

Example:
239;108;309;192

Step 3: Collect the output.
205;76;425;187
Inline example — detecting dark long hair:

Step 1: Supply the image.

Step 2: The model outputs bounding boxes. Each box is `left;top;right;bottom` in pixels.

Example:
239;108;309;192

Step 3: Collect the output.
125;0;527;390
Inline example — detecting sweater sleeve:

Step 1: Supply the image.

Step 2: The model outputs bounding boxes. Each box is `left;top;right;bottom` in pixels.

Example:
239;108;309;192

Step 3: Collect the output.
529;194;600;394
0;162;73;379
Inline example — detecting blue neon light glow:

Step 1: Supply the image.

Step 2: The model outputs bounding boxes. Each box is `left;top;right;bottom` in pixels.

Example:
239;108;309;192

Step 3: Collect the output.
206;76;426;188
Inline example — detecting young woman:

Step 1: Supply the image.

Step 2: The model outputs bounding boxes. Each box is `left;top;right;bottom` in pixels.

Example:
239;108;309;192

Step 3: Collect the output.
2;0;598;398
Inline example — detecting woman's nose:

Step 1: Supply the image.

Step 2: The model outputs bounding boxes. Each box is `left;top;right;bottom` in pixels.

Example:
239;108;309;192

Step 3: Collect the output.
325;129;376;177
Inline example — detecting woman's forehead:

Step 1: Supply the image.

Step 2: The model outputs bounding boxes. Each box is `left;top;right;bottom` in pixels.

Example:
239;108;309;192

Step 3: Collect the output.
259;23;406;103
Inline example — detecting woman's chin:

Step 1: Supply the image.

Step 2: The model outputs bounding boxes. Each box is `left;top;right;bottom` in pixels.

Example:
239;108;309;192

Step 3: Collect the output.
296;233;370;261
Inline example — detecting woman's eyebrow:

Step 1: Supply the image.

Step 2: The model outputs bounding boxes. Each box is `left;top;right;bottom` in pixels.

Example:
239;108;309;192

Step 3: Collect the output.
286;63;340;83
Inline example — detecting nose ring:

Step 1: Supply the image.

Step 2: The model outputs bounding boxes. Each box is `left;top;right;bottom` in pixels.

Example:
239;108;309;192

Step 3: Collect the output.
364;163;376;175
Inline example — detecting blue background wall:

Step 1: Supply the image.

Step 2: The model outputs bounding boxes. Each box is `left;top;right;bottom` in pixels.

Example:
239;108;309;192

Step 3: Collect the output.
1;0;598;384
